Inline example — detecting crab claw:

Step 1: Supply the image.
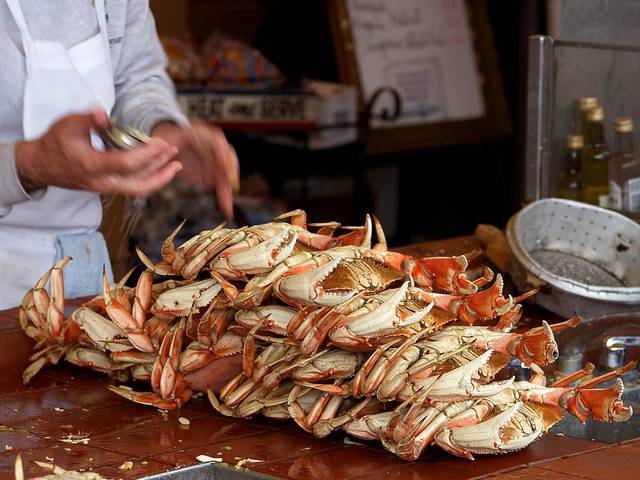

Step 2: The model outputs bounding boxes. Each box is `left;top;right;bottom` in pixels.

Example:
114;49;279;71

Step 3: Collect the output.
335;214;372;249
179;332;243;373
562;378;633;423
420;275;526;325
22;345;68;384
102;271;154;353
345;411;394;441
274;209;307;226
274;257;358;307
435;403;542;458
412;254;484;294
328;282;433;350
151;279;221;317
212;228;298;279
408;351;515;402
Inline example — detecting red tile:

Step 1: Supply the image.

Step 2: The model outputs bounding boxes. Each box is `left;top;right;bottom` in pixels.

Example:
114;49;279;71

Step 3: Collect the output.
488;467;585;479
538;442;640;480
93;458;173;479
348;435;608;480
14;403;170;439
39;363;107;384
180;395;223;415
0;381;123;426
0;428;54;451
181;397;290;431
0;310;20;332
250;445;411;480
154;430;342;469
89;413;268;457
0;442;126;478
0;330;64;395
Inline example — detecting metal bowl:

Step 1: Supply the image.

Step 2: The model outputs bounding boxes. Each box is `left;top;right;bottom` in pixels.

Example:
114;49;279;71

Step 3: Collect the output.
506;198;640;319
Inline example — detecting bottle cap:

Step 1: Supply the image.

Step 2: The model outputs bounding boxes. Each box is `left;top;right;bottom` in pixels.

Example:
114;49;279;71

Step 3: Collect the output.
579;97;598;111
587;106;604;122
614;116;633;133
566;134;584;149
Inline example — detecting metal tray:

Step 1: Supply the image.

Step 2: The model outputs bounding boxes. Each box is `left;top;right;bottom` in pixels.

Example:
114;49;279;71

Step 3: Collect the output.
506;198;640;319
141;462;279;480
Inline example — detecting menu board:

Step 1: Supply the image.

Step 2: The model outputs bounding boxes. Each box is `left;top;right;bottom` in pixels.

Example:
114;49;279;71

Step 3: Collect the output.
346;0;485;128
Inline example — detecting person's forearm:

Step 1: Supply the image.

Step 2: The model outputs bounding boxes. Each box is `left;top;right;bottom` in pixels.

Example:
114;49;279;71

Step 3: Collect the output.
15;140;45;192
0;142;45;216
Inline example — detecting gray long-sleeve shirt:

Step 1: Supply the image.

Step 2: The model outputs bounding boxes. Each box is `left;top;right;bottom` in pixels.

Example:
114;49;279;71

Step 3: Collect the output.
0;0;188;216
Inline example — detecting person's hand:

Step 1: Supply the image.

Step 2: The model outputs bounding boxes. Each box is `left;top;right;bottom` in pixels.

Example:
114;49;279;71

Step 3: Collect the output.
15;110;182;197
151;119;239;219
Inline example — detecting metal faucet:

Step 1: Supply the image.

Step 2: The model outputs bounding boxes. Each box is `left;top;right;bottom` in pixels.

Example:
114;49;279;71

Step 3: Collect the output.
600;335;640;369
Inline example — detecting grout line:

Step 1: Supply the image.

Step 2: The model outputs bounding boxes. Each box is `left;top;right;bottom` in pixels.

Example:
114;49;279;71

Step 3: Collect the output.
0;378;106;400
247;446;345;469
89;427;273;458
533;466;599;480
0;443;130;470
518;442;615;468
468;443;617;480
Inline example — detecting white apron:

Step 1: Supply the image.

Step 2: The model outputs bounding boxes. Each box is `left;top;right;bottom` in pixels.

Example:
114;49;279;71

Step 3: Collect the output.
0;0;115;309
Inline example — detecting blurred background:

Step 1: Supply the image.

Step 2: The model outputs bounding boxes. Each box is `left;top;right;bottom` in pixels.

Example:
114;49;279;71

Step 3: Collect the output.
104;0;549;277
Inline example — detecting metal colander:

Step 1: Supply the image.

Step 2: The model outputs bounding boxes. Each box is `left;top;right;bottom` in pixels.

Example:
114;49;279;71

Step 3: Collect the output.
506;198;640;319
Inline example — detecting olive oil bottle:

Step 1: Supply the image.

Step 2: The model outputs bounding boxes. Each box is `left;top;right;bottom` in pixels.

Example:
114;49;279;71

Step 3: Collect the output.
609;116;640;212
558;135;584;201
579;97;598;134
582;106;610;206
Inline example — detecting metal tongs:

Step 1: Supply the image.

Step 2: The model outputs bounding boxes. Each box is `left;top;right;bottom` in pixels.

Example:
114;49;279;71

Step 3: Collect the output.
98;118;153;150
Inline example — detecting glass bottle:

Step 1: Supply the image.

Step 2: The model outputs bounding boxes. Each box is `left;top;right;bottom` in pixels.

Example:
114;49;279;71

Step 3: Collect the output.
558;135;584;201
582;106;610;207
609;116;640;212
579;97;598;134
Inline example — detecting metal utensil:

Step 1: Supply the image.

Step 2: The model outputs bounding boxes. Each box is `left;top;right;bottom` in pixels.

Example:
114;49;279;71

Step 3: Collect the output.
99;118;152;150
506;198;640;319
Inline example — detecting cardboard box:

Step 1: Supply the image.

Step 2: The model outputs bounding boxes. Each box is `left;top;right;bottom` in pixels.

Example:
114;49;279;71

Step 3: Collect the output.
266;81;358;149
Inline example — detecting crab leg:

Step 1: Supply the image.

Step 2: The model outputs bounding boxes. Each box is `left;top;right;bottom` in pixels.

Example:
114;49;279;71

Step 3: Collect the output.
109;385;192;410
316;397;388;438
131;270;153;329
351;338;402;397
552;362;595;388
103;272;154;352
352;328;435;398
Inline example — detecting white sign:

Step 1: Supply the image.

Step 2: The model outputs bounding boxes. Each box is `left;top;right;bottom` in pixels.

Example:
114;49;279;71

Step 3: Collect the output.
346;0;485;128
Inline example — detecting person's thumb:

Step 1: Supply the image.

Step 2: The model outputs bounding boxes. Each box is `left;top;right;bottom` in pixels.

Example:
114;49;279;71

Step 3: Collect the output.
90;108;109;130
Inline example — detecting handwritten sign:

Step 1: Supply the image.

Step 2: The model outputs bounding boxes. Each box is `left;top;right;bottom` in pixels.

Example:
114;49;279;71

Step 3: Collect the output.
177;92;314;124
346;0;485;128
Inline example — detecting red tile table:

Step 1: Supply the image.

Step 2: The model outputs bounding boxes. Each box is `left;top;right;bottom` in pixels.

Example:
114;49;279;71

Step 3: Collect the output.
0;237;635;479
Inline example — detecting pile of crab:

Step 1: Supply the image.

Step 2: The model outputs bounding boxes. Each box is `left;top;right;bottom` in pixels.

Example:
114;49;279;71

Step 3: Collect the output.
19;210;634;461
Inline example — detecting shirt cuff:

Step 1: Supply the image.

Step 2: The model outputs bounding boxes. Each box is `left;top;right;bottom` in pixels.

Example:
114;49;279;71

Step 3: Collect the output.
134;108;190;136
0;143;46;216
